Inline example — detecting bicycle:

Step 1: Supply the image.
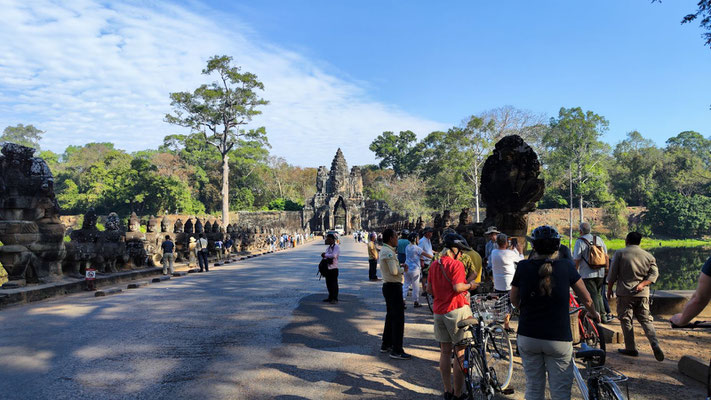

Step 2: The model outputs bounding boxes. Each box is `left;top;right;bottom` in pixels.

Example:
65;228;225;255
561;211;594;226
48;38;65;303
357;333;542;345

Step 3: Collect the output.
455;295;515;399
421;266;434;314
570;293;606;351
570;307;628;400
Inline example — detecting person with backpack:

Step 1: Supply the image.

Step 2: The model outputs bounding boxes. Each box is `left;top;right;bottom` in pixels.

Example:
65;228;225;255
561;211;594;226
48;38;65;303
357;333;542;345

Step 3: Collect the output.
573;222;610;323
321;233;340;304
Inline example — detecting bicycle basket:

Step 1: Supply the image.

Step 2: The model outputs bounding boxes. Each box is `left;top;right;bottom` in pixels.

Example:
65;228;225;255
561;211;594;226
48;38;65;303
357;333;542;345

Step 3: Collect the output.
472;294;509;324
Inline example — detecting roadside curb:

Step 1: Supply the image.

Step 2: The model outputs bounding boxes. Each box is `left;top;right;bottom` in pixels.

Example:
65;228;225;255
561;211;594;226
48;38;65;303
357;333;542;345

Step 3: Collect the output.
95;288;123;297
678;355;709;384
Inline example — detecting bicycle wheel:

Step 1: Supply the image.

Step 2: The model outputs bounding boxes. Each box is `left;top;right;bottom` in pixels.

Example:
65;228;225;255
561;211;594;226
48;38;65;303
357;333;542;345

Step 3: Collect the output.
580;312;606;352
465;348;488;400
599;380;626;399
483;324;514;390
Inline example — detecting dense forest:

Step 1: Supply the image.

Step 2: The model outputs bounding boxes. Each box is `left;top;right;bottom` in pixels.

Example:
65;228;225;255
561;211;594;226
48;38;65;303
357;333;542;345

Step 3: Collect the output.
364;105;711;238
3;104;710;239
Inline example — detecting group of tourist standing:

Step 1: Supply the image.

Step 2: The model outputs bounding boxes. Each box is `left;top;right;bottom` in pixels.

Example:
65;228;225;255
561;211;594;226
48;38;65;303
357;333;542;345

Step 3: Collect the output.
351;220;671;400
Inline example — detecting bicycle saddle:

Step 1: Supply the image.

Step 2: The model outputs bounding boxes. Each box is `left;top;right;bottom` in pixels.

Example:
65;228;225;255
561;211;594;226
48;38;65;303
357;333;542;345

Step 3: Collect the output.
457;317;479;329
576;343;605;363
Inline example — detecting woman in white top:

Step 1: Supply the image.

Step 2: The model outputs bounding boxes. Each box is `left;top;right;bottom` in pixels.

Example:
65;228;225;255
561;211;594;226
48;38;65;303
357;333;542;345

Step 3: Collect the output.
322;233;340;304
403;232;433;307
491;233;523;330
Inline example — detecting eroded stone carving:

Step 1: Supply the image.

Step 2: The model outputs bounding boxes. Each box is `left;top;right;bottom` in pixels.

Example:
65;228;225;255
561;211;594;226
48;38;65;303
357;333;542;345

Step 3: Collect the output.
480;135;545;236
0;143;65;285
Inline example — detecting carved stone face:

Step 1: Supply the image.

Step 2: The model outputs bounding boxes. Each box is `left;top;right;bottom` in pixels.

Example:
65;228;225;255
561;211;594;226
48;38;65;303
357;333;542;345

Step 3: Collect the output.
82;209;98;230
147;217;158;233
129;215;141;233
161;216;171;232
106;212;121;231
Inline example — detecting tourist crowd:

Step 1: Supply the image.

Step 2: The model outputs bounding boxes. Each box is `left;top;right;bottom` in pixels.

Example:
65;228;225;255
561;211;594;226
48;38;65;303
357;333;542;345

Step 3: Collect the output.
334;219;711;400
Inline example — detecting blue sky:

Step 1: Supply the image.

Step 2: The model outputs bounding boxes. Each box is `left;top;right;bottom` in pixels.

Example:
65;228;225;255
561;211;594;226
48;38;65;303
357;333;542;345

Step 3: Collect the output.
0;0;709;167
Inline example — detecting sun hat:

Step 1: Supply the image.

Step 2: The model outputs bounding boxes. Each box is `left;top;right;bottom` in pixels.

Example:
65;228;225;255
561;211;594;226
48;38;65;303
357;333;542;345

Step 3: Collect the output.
484;226;500;235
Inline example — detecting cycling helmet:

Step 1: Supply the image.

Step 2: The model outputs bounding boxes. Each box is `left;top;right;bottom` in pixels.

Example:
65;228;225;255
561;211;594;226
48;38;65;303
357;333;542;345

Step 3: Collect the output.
530;225;561;255
443;232;472;251
401;229;410;236
408;232;418;243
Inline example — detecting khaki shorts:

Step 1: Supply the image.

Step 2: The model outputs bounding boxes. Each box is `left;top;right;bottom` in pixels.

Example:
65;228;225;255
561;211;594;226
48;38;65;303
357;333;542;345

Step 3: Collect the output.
434;306;473;344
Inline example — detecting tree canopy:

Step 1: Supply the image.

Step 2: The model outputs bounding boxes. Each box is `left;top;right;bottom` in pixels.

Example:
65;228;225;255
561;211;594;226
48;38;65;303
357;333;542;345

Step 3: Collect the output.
165;55;269;225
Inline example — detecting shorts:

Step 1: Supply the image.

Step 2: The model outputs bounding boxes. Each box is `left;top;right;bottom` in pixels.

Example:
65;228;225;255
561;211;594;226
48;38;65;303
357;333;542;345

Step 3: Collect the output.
434;306;474;344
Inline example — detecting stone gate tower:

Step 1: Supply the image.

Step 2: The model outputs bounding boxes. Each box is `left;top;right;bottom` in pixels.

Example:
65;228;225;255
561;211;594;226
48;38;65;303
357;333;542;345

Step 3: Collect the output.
305;149;364;233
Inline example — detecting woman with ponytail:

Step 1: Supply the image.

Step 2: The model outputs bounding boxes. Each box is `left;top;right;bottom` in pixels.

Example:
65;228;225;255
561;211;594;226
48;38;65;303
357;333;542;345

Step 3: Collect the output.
510;226;599;400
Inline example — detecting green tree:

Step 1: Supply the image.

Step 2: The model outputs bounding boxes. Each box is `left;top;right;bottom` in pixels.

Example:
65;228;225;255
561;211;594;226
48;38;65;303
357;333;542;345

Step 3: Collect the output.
543;107;611;218
543;107;611;247
646;191;711;237
602;197;628;238
1;124;44;149
657;131;711;196
609;131;663;206
165;55;269;225
420;117;496;221
369;130;420;177
654;0;711;48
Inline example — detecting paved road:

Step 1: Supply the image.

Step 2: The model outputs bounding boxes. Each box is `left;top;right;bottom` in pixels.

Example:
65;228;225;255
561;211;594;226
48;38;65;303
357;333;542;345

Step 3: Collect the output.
0;238;526;399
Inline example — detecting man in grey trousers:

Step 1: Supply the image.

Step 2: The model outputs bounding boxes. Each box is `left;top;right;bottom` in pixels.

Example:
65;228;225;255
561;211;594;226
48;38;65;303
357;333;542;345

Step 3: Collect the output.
607;231;664;361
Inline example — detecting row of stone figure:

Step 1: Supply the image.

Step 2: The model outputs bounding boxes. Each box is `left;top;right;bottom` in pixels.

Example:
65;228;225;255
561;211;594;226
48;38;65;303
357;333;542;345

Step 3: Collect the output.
64;210;303;277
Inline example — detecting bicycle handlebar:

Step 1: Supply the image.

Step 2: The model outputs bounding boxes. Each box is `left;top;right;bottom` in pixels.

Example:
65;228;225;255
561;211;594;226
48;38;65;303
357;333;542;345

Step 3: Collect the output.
569;306;584;315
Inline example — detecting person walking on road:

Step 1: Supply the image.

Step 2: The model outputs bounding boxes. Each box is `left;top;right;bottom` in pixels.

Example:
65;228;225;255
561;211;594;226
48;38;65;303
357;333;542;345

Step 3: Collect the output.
197;233;209;272
573;222;611;322
161;235;175;275
321;233;340;304
403;232;432;308
607;231;664;361
379;228;411;360
368;232;380;281
428;233;476;400
511;225;600;400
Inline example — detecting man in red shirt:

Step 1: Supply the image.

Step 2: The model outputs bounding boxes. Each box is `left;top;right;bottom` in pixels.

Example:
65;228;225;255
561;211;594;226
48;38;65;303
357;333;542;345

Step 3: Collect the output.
427;233;475;400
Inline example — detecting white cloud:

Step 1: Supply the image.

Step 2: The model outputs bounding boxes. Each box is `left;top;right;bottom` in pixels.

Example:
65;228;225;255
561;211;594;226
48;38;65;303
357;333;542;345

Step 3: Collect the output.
0;0;448;167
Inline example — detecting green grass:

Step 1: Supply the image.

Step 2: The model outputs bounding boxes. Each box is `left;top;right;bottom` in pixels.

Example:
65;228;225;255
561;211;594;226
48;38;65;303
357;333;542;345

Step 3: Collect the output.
555;235;711;251
605;238;711;251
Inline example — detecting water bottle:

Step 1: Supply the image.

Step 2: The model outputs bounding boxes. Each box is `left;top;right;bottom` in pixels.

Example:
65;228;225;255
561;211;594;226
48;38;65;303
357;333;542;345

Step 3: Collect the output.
463;358;469;369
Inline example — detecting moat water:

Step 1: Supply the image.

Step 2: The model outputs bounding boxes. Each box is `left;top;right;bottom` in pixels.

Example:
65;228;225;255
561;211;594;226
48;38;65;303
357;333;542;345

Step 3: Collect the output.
608;247;710;291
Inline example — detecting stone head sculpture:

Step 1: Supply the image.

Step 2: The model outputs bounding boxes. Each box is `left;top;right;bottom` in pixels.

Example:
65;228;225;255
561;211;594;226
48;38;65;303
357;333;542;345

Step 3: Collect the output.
82;208;99;230
128;212;141;233
146;216;159;233
184;218;194;234
106;212;121;231
161;216;172;233
173;218;184;233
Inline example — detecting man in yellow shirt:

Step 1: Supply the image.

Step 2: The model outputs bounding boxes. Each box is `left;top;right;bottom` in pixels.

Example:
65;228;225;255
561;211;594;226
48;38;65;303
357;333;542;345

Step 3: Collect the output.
379;228;410;360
